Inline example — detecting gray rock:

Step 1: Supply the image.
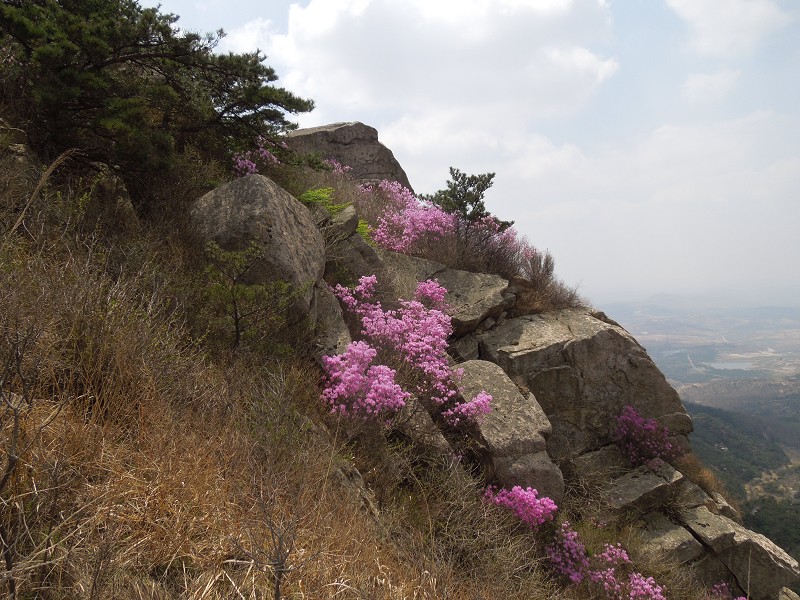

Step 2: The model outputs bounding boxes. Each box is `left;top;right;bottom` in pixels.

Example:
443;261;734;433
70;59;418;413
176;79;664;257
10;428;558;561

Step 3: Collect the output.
640;512;705;564
679;505;800;600
711;492;742;523
325;232;383;286
396;397;452;456
379;251;513;335
449;333;480;362
690;552;745;595
458;360;564;502
191;174;325;318
479;308;691;462
779;588;800;600
676;479;713;509
329;205;360;239
566;445;630;483
286;122;413;190
605;460;685;516
312;282;351;358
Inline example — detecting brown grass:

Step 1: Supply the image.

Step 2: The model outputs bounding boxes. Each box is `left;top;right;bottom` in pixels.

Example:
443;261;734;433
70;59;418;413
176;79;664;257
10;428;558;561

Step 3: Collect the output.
0;141;730;600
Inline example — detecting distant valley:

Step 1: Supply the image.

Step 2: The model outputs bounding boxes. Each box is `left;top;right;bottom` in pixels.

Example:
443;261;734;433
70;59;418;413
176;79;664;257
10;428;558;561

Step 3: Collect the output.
603;297;800;561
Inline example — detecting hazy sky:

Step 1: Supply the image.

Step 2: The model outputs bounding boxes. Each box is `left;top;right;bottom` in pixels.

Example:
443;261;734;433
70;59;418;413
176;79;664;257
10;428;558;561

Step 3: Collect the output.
142;0;800;307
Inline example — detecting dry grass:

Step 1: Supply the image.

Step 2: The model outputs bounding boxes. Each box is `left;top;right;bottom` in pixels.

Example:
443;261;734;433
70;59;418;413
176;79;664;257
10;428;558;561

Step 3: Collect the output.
675;453;742;513
0;141;729;600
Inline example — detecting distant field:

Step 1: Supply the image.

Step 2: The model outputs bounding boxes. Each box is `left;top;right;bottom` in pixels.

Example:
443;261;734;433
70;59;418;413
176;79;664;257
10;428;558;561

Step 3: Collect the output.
606;299;800;565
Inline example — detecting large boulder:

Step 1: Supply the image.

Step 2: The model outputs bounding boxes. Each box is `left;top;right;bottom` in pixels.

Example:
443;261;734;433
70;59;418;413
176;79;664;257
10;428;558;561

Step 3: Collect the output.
312;281;351;358
604;460;685;516
325;232;383;286
639;511;705;565
458;360;564;502
190;174;325;318
679;505;800;600
378;251;514;335
479;308;692;462
286;122;413;190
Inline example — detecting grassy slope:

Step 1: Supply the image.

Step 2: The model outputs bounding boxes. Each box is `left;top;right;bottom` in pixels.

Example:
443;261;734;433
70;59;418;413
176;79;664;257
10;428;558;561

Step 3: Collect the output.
0;140;721;599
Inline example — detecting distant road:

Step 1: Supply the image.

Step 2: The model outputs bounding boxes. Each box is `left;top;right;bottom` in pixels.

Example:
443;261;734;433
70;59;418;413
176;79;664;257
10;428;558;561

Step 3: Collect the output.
687;354;706;374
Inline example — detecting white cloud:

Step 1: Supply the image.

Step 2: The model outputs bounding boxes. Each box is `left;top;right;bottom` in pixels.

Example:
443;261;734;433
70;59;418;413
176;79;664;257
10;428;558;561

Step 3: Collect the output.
681;69;741;104
224;0;616;125
665;0;793;57
219;17;275;52
213;0;799;304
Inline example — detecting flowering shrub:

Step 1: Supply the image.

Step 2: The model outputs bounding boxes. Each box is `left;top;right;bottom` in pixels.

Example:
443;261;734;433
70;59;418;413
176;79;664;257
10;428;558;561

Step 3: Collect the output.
628;572;667;600
323;275;492;427
232;136;285;177
707;582;746;600
363;180;456;254
614;405;684;466
483;485;557;530
320;341;409;419
547;521;590;584
324;158;352;175
547;523;671;599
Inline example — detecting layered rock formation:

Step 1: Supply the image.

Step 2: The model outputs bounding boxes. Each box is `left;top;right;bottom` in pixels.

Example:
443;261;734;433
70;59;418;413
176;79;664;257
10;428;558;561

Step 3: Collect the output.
286;121;413;190
188;125;800;599
479;309;693;462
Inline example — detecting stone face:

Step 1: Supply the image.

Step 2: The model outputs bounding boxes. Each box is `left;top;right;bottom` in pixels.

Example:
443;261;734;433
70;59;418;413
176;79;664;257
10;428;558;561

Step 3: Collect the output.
329;205;360;240
779;588;800;600
679;505;800;600
640;512;705;564
191;174;325;316
565;445;630;483
286;122;413;190
605;460;685;516
458;360;564;501
449;333;480;362
325;232;383;285
379;251;513;336
396;397;452;456
312;282;351;358
479;308;691;462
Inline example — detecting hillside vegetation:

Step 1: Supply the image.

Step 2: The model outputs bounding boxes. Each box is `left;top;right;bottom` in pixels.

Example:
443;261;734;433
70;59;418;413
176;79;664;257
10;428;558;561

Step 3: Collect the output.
0;2;756;599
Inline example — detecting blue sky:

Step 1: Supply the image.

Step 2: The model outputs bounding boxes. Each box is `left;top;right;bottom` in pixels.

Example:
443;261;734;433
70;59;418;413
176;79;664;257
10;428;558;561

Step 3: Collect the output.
142;0;800;307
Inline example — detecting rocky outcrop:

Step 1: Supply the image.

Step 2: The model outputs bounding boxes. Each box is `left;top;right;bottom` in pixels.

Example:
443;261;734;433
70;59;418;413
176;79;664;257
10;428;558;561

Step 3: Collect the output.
604;460;684;516
276;122;799;599
640;511;706;564
313;281;351;357
478;308;692;462
287;122;413;190
190;174;325;318
679;505;800;600
378;251;514;335
458;360;564;502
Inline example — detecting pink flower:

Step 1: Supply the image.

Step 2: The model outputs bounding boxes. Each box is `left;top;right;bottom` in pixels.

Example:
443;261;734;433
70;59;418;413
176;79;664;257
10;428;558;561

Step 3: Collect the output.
325;275;492;427
484;485;557;530
321;341;409;418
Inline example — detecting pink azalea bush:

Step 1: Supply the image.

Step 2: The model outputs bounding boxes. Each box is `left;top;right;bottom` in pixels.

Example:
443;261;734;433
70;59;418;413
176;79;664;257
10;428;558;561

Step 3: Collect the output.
547;523;670;599
547;521;591;584
322;275;492;427
707;582;746;600
324;158;352;175
232;136;285;177
614;405;684;466
483;485;557;530
362;180;456;254
320;341;409;419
